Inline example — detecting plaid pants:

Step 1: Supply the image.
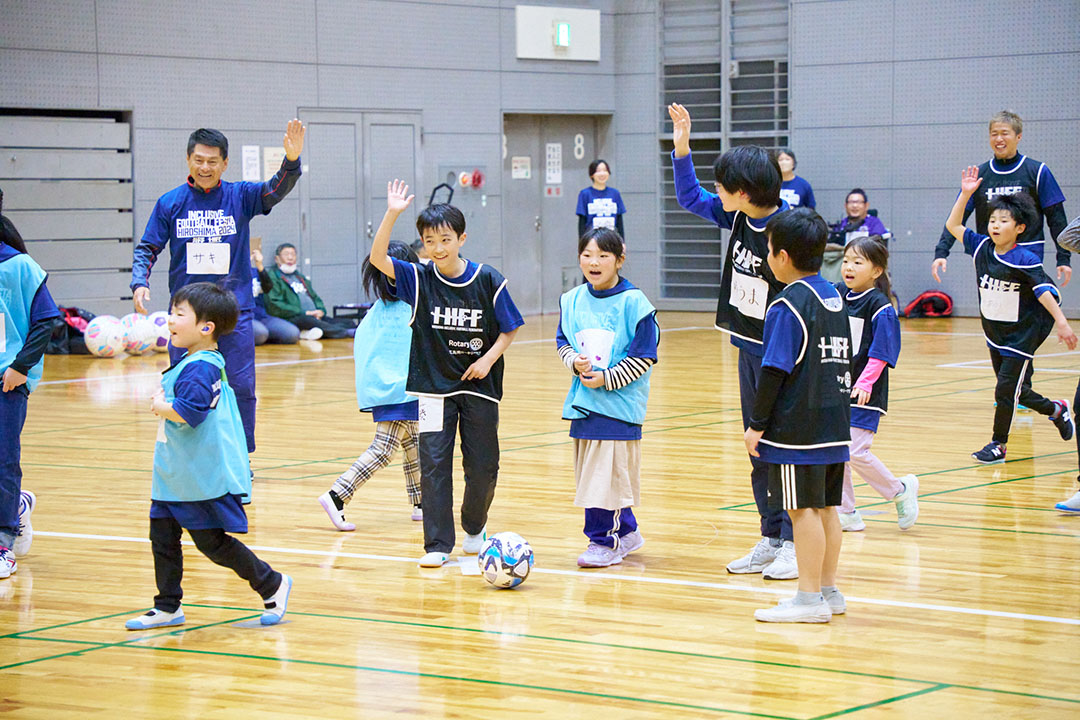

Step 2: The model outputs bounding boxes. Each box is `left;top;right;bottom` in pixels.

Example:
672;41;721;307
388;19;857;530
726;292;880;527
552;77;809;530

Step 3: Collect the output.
333;420;421;505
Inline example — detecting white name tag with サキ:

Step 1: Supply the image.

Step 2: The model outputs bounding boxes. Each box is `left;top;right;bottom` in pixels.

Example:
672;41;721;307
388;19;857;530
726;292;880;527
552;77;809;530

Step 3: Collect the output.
418;396;444;434
729;272;769;320
186;242;231;275
980;286;1019;323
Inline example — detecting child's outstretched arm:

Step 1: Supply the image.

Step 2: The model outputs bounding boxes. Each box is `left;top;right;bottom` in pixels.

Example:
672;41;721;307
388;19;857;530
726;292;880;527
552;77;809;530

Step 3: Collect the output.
369;179;415;280
1037;292;1078;350
945;166;982;241
462;329;519;381
668;103;692;159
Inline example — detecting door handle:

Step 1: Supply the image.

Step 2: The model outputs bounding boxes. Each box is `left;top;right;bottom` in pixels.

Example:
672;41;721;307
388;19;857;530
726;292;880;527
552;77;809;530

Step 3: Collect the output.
535;216;542;232
367;221;374;239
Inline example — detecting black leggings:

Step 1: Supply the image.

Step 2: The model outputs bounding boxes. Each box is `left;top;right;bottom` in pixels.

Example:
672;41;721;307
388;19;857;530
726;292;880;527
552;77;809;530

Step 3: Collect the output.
990;348;1055;444
150;517;280;613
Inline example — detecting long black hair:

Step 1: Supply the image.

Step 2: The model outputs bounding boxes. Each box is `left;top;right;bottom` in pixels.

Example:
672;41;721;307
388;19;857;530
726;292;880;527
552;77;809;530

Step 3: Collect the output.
364;241;419;302
844;234;892;298
0;189;29;254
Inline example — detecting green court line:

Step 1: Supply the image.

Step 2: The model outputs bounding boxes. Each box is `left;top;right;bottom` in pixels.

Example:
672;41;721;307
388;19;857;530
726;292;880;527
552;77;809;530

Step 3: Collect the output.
0;609;143;639
808;684;950;719
858;468;1072;509
916;499;1061;512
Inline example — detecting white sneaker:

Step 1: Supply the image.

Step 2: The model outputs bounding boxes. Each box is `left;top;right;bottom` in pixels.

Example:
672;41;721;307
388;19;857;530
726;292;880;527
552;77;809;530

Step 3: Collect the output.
411;505;423;522
418;551;449;567
261;574;292;626
0;547;15;579
894;475;919;530
755;597;831;623
617;530;645;558
461;527;486;554
838;509;866;532
13;490;35;557
125;606;185;630
317;491;356;532
762;540;798;580
1055;490;1080;513
577;543;622;568
299;327;323;341
726;537;778;574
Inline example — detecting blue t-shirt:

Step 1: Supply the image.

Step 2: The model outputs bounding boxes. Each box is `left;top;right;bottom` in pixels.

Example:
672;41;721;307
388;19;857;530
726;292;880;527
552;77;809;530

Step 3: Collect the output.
576;186;627;232
390;257;523;334
759;274;850;465
780;176;815;209
556;278;658;441
169;359;225;428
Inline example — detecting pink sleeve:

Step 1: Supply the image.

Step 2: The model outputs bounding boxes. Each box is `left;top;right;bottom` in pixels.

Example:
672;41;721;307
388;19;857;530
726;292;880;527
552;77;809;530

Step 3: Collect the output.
854;357;887;393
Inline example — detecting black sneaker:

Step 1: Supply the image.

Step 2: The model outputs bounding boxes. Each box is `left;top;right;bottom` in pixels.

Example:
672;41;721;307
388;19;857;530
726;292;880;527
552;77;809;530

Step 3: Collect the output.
1050;400;1075;441
972;442;1006;465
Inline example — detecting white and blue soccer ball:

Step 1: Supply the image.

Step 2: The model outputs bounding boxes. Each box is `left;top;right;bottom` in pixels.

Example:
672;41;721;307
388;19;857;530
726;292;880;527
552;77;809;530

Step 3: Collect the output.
477;532;534;589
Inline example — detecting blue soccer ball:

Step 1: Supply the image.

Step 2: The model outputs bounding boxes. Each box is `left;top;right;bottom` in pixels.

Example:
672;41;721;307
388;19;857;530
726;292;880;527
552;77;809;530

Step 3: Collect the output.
477;532;534;589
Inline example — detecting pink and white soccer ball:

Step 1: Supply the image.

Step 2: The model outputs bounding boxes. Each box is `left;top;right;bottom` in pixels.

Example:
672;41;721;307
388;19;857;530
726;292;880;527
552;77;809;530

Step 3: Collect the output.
119;313;155;355
147;311;171;352
83;316;125;358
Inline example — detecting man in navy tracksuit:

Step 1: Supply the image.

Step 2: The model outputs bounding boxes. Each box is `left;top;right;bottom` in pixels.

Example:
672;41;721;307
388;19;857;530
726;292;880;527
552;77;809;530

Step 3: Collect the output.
131;120;305;454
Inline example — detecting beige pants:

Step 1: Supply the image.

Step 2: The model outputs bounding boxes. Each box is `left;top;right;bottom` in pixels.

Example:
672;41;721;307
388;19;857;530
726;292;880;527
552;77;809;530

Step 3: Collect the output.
573;438;641;509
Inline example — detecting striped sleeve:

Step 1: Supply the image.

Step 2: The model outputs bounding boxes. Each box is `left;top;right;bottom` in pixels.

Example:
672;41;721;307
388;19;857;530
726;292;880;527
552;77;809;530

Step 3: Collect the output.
602;356;655;391
557;343;579;373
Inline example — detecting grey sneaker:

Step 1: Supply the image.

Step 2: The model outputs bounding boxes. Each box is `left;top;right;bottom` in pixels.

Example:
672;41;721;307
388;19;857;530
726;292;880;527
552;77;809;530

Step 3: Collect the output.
617;530;644;558
894;475;919;530
762;540;798;580
577;543;622;568
726;537;778;574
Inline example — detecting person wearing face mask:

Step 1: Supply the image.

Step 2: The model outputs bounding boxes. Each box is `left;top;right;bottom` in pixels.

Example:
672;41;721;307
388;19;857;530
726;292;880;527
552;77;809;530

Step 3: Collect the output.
262;243;355;340
777;149;815;209
576;159;627;241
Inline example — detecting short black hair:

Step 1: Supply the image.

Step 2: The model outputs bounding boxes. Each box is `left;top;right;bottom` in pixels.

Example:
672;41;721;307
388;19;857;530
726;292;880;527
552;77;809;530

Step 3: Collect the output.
364;241;418;302
187;128;229;160
766;207;828;273
0;214;28;255
171;282;238;339
846;188;868;203
777;147;797;167
988;193;1037;232
416;203;466;237
275;242;296;258
578;226;625;256
588;159;610;178
713;146;781;208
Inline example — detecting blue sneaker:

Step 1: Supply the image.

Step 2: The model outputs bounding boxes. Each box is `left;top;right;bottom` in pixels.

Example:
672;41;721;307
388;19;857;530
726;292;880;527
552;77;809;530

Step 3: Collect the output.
261;574;292;626
125;607;185;630
1050;400;1075;441
1055;490;1080;513
972;442;1006;465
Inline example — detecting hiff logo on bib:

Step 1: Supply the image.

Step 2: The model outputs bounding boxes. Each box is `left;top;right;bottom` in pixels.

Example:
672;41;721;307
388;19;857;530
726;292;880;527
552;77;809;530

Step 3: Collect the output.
985;186;1024;201
431;306;483;332
979;275;1020;294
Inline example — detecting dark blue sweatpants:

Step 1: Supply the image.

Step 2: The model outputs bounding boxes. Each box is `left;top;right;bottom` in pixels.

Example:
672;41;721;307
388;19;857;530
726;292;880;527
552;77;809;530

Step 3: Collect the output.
170;309;256;453
737;348;793;542
0;386;29;550
584;507;637;549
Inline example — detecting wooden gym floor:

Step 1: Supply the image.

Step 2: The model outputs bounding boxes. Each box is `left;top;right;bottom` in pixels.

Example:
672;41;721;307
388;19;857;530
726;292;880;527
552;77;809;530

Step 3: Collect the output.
1;312;1078;718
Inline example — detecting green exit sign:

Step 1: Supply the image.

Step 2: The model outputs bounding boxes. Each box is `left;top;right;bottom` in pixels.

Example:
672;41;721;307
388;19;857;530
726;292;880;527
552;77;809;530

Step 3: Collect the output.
554;21;570;48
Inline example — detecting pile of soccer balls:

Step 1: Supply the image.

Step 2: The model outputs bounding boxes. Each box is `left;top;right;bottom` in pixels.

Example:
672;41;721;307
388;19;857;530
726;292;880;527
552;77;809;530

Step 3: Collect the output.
84;311;170;357
477;532;534;589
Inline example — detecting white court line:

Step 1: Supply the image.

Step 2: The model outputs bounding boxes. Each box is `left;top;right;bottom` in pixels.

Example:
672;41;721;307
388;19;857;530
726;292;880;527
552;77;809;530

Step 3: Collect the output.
939;349;1080;370
37;325;713;387
34;530;1080;627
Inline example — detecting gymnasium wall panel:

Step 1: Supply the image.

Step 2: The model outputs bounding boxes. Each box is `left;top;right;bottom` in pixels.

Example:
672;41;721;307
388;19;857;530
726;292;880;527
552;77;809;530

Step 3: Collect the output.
0;49;99;108
611;133;661;195
614;10;658;75
790;0;892;66
613;73;657;135
789;62;893;129
0;0;97;52
499;72;615;114
95;0;318;62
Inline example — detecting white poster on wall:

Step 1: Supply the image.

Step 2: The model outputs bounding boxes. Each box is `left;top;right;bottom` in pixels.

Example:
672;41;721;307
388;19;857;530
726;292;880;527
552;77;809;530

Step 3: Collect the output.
545;142;562;185
241;145;261;181
263;147;286;181
511;156;532;179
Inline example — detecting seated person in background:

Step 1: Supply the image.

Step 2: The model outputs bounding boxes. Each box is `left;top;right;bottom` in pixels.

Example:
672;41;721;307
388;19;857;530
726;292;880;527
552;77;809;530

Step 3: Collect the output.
262;243;355;340
250;248;299;345
822;189;892;283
